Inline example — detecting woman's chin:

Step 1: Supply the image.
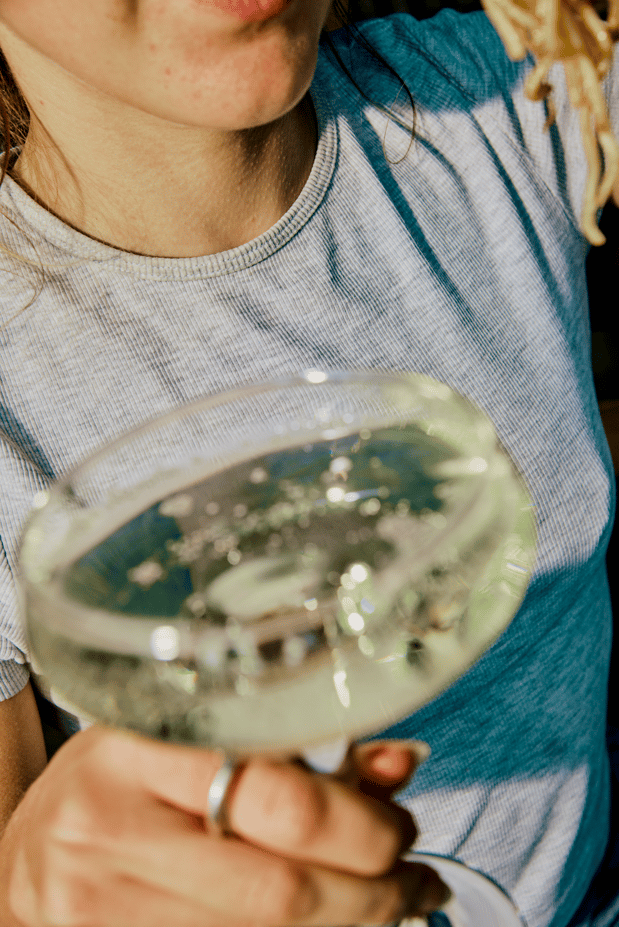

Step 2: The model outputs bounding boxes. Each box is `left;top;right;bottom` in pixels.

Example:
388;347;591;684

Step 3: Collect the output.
144;52;318;132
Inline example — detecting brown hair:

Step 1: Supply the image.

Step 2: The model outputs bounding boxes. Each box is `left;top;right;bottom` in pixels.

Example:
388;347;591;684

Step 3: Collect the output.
0;43;50;320
0;45;29;185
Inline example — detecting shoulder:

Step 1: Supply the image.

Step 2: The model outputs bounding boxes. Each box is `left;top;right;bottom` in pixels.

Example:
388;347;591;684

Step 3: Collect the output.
323;9;529;110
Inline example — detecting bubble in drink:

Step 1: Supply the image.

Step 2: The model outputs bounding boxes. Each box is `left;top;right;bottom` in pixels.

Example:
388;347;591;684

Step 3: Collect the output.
23;424;533;754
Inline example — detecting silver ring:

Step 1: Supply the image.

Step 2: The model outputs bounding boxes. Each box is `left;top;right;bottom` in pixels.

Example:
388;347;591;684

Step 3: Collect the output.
207;756;239;833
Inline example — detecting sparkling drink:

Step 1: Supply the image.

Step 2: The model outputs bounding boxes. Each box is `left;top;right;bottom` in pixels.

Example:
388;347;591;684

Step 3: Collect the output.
20;374;535;755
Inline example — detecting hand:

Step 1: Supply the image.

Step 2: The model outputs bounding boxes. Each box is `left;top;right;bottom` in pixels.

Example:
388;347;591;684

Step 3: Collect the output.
0;725;449;927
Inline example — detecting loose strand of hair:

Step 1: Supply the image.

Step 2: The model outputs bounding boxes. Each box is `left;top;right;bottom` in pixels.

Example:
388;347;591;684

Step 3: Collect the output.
325;0;417;160
0;94;10;187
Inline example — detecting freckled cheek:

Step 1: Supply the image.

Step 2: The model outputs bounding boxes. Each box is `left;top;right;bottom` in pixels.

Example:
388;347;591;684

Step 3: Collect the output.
143;30;220;86
140;26;308;121
206;50;301;113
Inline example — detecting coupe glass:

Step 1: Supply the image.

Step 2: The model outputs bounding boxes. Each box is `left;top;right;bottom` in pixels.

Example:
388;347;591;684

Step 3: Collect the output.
18;370;536;926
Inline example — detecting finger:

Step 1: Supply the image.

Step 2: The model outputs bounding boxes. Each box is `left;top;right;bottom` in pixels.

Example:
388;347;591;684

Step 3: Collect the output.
335;741;428;854
351;740;431;793
334;740;430;819
102;729;410;875
77;839;450;927
299;858;452;925
227;757;415;874
13;782;449;927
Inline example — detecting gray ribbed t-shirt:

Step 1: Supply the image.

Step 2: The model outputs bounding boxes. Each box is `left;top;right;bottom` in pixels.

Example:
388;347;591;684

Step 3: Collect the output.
0;10;616;927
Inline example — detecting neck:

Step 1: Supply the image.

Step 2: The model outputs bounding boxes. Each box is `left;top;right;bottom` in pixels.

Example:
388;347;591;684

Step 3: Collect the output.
11;95;317;258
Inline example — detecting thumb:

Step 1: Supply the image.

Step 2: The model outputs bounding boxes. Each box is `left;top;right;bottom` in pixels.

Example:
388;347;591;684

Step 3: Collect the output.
341;739;431;800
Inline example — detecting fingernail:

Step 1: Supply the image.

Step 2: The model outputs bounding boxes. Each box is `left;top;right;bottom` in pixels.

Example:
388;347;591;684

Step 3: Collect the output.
386;740;431;791
382;739;431;766
410;741;431;764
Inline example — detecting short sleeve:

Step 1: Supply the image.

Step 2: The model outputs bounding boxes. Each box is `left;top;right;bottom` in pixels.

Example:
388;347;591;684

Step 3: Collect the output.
355;8;619;243
0;433;48;699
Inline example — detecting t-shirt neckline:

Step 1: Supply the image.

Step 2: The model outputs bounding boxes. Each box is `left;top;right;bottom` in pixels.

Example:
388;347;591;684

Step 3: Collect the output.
0;85;337;280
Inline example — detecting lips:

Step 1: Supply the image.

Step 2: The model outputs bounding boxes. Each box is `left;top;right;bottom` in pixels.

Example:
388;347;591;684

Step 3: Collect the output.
203;0;292;22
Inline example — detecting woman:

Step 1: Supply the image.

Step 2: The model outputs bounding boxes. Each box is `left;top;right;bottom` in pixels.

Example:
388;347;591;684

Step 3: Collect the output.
0;1;615;925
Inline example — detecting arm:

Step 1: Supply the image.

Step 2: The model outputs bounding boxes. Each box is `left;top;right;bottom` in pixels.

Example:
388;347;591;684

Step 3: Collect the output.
0;682;47;837
0;681;48;927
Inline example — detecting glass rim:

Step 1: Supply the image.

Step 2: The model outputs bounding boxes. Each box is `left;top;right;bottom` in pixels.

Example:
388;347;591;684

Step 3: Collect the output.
39;368;497;497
